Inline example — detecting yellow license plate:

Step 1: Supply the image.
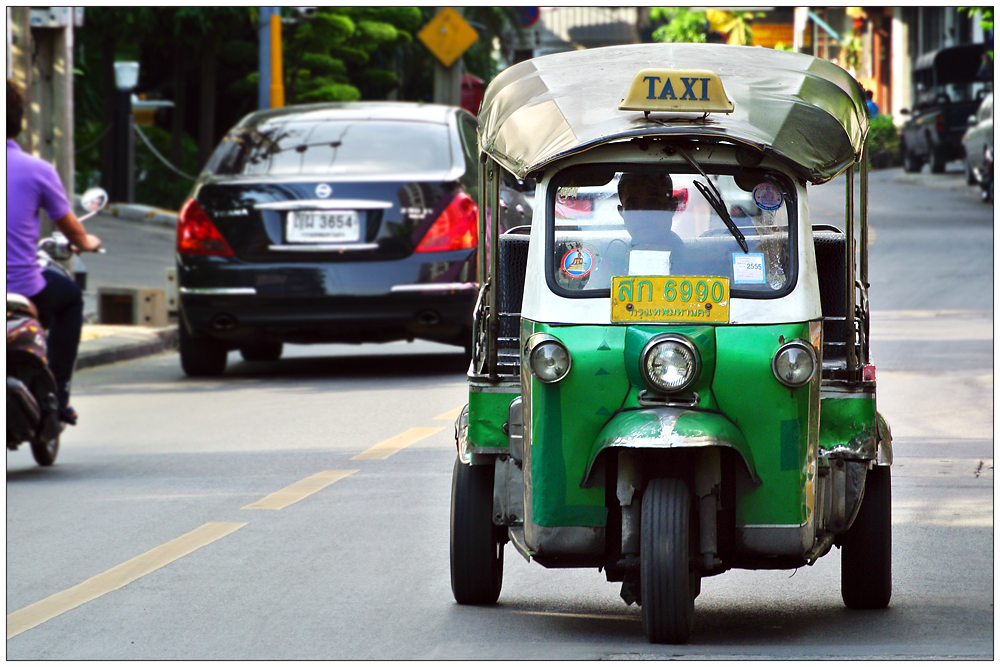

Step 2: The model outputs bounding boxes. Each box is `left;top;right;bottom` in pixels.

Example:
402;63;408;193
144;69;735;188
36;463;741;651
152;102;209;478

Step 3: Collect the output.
611;276;730;324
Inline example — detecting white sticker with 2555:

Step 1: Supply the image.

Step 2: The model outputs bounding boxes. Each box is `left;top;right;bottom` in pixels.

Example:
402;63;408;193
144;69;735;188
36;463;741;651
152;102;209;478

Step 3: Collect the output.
732;253;765;284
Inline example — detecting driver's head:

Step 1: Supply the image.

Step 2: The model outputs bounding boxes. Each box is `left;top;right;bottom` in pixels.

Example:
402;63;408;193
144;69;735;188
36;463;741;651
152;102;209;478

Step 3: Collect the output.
617;172;676;244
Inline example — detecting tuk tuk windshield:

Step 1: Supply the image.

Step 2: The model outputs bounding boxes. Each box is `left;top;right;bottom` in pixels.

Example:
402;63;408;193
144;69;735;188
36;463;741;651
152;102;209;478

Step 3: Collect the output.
547;166;795;298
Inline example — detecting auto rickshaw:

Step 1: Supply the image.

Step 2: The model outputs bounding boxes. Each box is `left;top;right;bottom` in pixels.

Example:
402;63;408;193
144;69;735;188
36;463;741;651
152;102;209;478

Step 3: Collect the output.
450;43;892;645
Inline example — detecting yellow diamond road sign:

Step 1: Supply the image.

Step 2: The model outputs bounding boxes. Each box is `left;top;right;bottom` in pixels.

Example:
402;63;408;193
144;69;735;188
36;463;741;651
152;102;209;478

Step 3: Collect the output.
418;7;479;68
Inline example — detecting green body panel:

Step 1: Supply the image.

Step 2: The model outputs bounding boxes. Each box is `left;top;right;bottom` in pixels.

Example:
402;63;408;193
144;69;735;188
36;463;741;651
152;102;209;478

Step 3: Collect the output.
713;323;819;527
819;395;877;458
525;322;630;527
584;407;758;484
467;387;518;450
519;318;819;531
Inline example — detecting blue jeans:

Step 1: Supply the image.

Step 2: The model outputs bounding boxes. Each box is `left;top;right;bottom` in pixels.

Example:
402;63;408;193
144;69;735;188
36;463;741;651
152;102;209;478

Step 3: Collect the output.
30;268;83;409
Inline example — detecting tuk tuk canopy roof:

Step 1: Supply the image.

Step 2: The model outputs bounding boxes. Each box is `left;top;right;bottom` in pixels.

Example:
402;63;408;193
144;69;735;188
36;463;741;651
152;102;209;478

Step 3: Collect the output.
479;44;869;185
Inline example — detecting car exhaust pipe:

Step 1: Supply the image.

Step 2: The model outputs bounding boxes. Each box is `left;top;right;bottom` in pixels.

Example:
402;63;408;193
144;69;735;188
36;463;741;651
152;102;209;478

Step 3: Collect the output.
415;310;441;326
211;314;238;330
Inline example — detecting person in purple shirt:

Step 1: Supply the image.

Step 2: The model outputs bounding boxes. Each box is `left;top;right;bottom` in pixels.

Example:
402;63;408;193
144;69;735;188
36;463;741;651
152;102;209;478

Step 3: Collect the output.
7;78;102;425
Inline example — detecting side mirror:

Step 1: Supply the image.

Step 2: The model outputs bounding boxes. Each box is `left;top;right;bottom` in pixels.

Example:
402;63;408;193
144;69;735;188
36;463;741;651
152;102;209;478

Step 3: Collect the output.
899;108;910;115
80;187;109;213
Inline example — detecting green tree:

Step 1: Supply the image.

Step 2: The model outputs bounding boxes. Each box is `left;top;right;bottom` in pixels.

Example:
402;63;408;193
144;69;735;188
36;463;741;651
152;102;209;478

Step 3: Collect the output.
650;8;707;44
279;7;421;104
838;30;864;76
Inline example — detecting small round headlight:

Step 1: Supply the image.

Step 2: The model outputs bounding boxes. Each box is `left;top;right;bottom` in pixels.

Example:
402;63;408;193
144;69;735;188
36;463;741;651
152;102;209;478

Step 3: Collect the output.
527;335;571;383
772;341;817;387
642;335;699;393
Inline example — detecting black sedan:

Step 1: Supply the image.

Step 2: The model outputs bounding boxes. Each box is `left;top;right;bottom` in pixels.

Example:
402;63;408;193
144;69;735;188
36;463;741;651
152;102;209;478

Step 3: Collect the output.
176;102;530;376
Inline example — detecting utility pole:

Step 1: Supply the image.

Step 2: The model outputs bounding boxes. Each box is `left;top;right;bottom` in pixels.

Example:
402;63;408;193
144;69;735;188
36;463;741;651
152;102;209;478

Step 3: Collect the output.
433;7;463;106
258;7;277;110
269;11;285;108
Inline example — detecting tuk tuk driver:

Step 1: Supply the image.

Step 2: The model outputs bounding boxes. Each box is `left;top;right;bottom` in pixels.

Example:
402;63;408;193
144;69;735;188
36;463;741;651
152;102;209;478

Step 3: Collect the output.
614;172;686;275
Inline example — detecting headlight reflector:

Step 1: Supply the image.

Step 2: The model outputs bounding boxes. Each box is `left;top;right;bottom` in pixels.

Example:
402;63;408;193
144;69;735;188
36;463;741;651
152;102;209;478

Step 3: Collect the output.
772;341;817;387
527;334;571;383
642;335;699;393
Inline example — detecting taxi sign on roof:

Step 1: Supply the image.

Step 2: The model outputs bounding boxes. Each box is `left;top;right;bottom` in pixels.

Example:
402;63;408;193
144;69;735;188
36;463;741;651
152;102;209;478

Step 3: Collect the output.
619;68;734;114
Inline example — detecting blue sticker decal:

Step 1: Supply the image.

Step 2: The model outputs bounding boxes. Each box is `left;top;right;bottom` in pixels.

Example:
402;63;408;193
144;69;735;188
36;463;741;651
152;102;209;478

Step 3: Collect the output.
752;183;783;211
561;247;594;279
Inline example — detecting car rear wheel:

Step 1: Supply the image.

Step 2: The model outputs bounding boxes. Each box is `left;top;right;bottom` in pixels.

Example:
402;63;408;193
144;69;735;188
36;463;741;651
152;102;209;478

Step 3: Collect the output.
930;146;948;173
240;342;283;362
902;144;922;173
965;158;978;185
180;324;228;377
641;478;695;644
841;465;892;609
450;457;503;604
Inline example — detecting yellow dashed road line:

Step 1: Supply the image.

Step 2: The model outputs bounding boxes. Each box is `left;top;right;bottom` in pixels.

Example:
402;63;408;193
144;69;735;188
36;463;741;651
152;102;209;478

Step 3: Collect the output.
9;416;449;639
242;470;358;510
351;426;445;460
434;406;464;421
7;522;246;640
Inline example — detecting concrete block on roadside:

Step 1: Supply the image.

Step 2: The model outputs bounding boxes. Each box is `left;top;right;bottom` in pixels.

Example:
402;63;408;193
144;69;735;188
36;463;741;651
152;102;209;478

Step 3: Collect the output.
98;287;169;327
164;267;178;314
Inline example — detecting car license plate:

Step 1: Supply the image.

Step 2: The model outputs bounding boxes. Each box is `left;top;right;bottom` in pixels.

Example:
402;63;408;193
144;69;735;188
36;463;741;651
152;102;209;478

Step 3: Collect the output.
286;211;360;243
611;276;730;324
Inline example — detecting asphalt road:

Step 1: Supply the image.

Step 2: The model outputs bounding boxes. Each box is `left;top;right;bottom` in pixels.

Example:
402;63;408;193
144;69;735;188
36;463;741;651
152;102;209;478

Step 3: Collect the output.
6;167;993;659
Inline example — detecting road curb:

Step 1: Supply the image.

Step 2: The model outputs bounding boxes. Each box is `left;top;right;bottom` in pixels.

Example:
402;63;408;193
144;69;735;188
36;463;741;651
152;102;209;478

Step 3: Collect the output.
103;203;178;228
77;325;178;371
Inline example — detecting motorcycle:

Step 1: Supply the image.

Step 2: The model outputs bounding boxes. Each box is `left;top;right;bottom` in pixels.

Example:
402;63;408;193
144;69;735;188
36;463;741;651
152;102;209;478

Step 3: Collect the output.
7;187;108;466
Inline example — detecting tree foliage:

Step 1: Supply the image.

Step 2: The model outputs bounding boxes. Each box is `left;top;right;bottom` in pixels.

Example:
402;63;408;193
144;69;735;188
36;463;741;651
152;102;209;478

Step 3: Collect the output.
650;8;707;44
281;7;422;103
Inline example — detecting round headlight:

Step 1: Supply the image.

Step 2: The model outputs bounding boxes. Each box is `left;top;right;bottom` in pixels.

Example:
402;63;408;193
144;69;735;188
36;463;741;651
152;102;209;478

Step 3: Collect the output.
772;341;817;387
527;335;571;383
642;335;699;393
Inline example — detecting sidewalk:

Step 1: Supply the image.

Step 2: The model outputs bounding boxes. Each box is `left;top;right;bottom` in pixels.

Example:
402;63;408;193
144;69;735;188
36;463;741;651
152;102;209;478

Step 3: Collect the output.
77;324;178;371
76;201;181;371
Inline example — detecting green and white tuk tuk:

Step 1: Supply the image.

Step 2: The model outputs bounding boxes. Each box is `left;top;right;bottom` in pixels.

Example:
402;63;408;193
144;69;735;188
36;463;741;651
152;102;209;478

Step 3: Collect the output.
450;43;892;644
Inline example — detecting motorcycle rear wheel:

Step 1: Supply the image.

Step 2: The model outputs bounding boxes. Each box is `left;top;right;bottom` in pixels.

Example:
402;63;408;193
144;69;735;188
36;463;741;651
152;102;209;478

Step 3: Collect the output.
30;434;59;466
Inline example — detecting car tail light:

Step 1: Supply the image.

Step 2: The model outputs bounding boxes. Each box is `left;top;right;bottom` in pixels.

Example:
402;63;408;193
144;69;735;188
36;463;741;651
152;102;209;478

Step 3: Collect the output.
177;199;234;256
935;113;945;133
415;191;478;253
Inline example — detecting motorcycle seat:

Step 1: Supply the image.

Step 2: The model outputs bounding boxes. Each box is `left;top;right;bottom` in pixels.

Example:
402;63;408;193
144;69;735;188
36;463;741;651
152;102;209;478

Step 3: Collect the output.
6;293;38;318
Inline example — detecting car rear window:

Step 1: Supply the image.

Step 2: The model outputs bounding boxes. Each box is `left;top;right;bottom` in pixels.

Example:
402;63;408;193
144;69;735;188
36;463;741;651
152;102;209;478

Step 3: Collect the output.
206;120;453;177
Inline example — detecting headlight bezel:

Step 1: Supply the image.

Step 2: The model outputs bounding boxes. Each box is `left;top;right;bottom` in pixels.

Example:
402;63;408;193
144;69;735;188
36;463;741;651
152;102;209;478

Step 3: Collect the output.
771;340;818;388
641;333;700;394
525;332;572;384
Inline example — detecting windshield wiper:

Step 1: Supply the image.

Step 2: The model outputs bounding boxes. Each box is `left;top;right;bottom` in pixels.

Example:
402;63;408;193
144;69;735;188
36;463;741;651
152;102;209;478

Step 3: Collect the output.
676;147;749;253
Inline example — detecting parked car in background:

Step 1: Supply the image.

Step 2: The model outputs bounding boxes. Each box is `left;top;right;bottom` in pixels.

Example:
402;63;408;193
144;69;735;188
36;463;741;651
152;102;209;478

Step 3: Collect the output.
900;44;989;173
175;102;531;377
962;92;993;202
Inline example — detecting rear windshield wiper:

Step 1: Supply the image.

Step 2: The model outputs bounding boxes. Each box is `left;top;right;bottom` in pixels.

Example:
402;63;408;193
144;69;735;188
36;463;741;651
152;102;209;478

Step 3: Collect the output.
676;147;749;253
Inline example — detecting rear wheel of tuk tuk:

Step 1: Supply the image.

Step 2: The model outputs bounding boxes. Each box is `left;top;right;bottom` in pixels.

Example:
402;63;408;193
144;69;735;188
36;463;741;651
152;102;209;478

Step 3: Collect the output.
640;478;695;644
450;458;503;604
841;465;892;609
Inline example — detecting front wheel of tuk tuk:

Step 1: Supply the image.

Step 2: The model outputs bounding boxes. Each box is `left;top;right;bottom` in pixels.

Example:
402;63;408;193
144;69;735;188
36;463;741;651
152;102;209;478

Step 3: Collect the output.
640;478;695;644
450;458;503;605
841;465;892;609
